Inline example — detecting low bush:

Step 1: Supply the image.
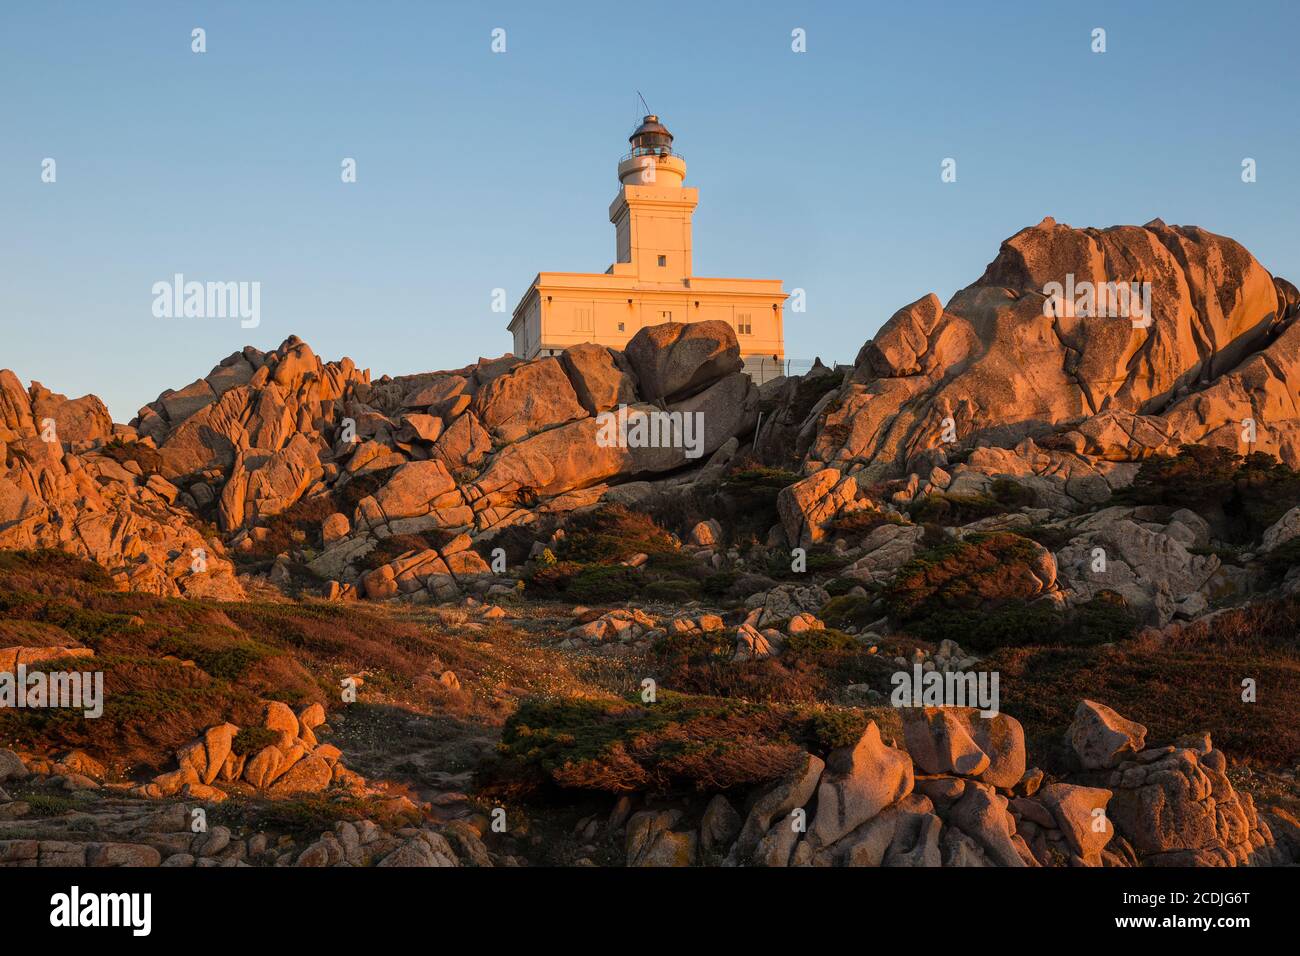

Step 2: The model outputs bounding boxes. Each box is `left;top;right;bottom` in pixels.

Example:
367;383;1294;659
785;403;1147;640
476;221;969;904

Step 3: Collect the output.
100;438;164;476
787;372;843;424
826;509;907;538
905;603;1062;651
231;725;280;756
494;693;808;794
764;545;848;579
556;505;677;565
355;533;441;571
908;493;1008;526
803;708;872;750
884;532;1049;620
822;577;857;597
1120;445;1300;543
1261;539;1300;583
990;592;1300;766
819;594;876;630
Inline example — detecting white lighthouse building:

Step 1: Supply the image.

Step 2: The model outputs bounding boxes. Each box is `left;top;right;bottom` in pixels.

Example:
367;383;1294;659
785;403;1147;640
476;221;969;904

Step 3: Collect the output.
508;115;787;381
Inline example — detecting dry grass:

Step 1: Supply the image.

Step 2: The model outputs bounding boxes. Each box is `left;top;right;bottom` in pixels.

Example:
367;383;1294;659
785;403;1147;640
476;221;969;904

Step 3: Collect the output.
990;596;1300;768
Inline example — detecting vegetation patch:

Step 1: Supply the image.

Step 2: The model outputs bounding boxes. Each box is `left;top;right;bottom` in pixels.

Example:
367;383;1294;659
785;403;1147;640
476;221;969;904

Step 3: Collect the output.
884;532;1049;620
555;505;677;564
240;493;340;558
649;623;885;703
908;492;1005;526
819;594;876;630
100;438;164;476
990;592;1300;767
826;508;908;538
494;693;809;795
1120;445;1300;543
787;372;843;424
232;725;281;755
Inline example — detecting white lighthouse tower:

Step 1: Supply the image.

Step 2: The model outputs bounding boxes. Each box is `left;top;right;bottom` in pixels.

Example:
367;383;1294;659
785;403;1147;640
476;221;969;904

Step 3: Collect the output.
609;115;698;281
507;113;786;381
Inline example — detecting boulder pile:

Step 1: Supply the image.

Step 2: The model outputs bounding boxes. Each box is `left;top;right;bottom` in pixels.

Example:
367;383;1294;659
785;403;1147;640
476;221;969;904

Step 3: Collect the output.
0;747;496;868
2;322;760;603
617;700;1285;868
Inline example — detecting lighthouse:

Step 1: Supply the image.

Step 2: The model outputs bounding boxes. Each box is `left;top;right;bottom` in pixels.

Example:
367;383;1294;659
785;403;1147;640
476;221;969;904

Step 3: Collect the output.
610;115;697;281
508;114;786;382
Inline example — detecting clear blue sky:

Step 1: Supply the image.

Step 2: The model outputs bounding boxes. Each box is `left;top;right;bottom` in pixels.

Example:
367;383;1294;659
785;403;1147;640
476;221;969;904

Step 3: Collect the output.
3;1;1296;421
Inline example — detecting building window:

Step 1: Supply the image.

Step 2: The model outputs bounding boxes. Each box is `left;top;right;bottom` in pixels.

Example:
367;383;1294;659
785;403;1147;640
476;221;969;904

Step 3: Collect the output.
737;313;753;335
657;255;667;267
573;308;593;332
660;310;672;321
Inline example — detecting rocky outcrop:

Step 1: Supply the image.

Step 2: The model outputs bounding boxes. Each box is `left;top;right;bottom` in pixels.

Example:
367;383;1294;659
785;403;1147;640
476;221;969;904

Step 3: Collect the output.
0;317;771;603
1067;699;1148;770
0;380;243;599
132;702;361;802
780;219;1300;485
0;747;492;868
559;344;638;416
1053;507;1229;624
471;357;588;444
623;320;743;402
138;337;367;479
664;701;1283;868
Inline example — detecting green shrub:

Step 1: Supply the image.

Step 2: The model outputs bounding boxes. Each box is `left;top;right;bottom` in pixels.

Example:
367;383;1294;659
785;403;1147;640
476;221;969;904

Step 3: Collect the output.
819;594;875;629
335;466;400;511
565;565;641;603
788;373;843;423
884;532;1048;620
239;493;341;557
355;533;438;571
906;604;1063;651
765;545;848;579
1064;592;1140;645
495;694;808;794
1023;524;1077;552
903;591;1139;652
1262;539;1300;583
804;708;871;750
826;509;907;538
701;571;739;598
1120;445;1300;542
156;634;277;681
100;438;164;476
719;466;802;508
783;627;859;654
641;579;701;603
24;793;85;817
214;794;412;835
231;725;280;755
990;476;1037;508
1122;444;1240;511
557;506;677;564
908;493;1008;526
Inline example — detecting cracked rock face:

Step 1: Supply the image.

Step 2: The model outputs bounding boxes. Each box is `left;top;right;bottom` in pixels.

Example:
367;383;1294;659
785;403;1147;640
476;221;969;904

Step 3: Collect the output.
1;320;762;603
791;218;1298;481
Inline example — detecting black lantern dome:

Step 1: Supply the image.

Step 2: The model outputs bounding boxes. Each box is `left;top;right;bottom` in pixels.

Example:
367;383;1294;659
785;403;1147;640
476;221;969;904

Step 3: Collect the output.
629;115;674;156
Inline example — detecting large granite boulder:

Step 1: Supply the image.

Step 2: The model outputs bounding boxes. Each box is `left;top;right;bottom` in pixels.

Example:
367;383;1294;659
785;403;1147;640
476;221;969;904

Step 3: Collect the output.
797;219;1297;478
623;320;744;402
